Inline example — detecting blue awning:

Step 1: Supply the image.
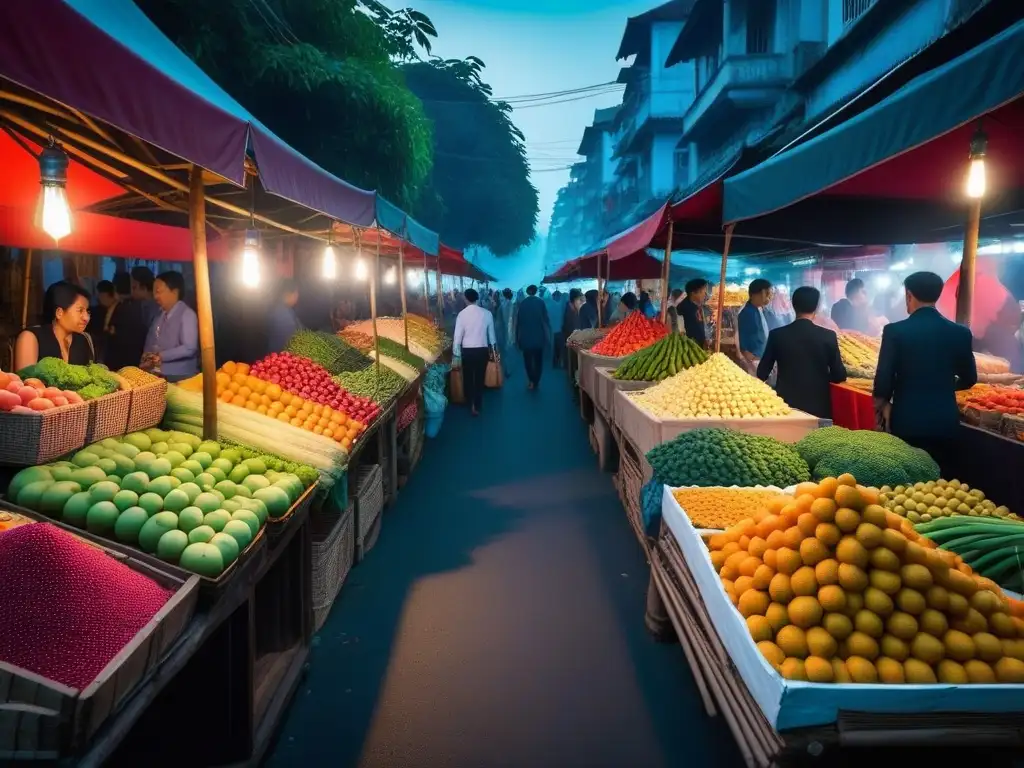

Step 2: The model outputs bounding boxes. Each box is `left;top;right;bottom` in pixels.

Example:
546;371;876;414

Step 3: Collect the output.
724;18;1024;226
374;197;439;256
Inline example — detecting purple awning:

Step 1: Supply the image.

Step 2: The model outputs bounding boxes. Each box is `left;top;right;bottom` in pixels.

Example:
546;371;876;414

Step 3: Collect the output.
0;0;376;226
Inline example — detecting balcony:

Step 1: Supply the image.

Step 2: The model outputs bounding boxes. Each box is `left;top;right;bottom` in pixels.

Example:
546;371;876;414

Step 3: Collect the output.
682;53;794;140
614;75;689;159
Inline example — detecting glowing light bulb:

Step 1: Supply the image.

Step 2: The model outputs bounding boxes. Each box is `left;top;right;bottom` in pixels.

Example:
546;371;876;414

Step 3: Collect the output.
407;269;422;286
240;231;261;288
39;185;71;242
384;266;396;285
322;245;337;279
966;157;986;198
355;258;368;281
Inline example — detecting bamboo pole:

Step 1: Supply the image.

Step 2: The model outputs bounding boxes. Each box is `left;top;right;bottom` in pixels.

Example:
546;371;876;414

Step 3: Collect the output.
660;219;674;324
398;241;410;351
20;249;33;328
597;250;606;330
189;166;217;439
956;198;982;327
713;224;735;354
423;266;430;317
435;256;443;323
370;237;381;376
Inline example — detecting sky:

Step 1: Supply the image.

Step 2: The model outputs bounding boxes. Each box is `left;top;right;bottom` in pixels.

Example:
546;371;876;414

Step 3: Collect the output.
385;0;655;285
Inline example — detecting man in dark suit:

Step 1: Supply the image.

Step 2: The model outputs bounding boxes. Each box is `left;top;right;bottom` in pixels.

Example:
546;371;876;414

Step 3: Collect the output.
757;286;847;419
873;271;977;472
738;278;773;371
516;284;551;390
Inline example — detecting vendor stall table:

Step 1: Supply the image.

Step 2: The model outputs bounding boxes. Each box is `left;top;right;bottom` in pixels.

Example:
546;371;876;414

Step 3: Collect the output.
646;490;1024;767
829;383;878;430
592;368;652;422
577;350;626;406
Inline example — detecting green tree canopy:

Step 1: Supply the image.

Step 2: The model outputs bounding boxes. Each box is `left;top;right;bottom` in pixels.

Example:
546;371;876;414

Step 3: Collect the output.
404;59;538;256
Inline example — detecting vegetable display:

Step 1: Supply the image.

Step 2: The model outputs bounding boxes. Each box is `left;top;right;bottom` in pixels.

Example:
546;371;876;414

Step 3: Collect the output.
590;312;667;357
347;318;442;360
334;365;406;404
629;353;791;418
881;479;1017;524
709;475;1024;683
837;332;879;378
566;328;608;350
250;353;381;425
795;427;940;489
0;368;84;413
672;487;790;530
169;378;360;463
914;516;1024;591
7;429;314;577
0;523;172;689
612;334;707;381
15;358;122;401
338;329;375;352
962;386;1024;416
285;330;372;374
647;428;811;489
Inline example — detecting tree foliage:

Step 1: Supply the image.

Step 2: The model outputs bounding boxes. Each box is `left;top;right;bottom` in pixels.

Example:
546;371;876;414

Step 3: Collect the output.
135;0;434;208
404;59;538;255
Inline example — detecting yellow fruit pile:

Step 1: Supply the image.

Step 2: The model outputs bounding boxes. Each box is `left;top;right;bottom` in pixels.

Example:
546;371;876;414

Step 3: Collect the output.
673;487;791;530
629;353;791;419
709;475;1024;684
837;332;879;377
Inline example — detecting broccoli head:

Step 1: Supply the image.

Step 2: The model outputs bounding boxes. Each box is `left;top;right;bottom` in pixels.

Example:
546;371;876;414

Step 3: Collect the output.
797;427;939;487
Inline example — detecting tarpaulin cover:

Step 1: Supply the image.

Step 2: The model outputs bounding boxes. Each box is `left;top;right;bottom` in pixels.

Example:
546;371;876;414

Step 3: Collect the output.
724;18;1024;233
374;197;407;240
0;0;376;226
406;217;439;257
583;202;668;262
543;249;664;282
0;130;204;260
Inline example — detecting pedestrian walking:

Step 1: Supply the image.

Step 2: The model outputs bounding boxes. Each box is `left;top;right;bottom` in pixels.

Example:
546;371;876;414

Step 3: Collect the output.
516;285;551;390
453;288;496;417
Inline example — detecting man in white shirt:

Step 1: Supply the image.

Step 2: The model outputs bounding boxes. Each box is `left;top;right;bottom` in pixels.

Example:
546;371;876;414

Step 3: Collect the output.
453;288;496;416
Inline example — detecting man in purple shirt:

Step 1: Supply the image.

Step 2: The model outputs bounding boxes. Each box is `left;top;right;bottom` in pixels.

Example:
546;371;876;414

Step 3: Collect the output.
142;271;199;382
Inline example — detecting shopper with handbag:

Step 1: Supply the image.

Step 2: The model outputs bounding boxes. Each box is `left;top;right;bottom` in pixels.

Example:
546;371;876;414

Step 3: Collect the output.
516;285;551;390
452;288;496;417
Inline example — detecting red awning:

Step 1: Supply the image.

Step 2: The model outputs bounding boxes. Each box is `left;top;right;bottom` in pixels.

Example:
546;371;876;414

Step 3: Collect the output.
543;249;664;282
582;202;669;262
0;130;206;261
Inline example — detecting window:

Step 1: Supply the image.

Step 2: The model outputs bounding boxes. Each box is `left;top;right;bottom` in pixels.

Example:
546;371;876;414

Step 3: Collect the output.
674;147;690;188
842;0;873;26
746;0;775;54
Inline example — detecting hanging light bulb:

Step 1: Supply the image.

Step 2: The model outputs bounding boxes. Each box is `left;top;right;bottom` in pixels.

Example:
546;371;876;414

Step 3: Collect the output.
322;244;337;280
36;139;71;243
965;123;988;199
241;230;261;288
354;257;368;281
384;266;397;285
407;269;422;287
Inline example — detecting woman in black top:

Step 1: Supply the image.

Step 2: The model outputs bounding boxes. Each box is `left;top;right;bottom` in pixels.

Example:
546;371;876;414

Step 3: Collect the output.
14;281;95;370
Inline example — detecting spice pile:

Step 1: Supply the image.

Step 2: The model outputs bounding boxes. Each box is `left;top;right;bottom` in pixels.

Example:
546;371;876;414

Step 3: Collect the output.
0;523;172;689
672;487;791;530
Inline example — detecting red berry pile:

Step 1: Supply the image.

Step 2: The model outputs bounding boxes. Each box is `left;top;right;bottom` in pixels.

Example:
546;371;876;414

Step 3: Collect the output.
251;352;381;424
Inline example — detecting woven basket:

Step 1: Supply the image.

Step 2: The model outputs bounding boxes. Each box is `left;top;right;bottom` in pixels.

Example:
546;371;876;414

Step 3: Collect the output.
355;464;384;546
963;405;1003;431
311;502;355;632
85;389;132;444
0;402;89;465
1000;413;1024;442
125;378;167;433
618;435;646;546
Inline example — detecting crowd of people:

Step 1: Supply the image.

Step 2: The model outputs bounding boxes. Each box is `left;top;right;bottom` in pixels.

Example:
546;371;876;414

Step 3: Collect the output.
13;266;200;382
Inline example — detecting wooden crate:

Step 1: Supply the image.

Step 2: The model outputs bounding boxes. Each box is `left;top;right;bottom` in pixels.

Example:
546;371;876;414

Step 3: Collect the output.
0;535;199;760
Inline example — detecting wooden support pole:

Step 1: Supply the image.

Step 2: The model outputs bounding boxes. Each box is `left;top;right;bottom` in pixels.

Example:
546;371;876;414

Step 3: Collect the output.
20;249;33;328
660;219;674;325
956;199;982;327
369;239;381;376
189;166;218;439
597;251;606;329
423;266;430;317
713;224;735;354
435;257;443;323
398;238;410;350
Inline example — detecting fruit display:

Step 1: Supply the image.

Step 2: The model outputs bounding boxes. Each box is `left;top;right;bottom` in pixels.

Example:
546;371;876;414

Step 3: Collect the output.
913;516;1024;591
249;354;381;425
0;367;85;413
6;429;315;577
612;334;707;381
0;510;33;532
0;523;172;689
713;286;747;308
956;383;997;408
590;311;668;357
795;427;940;489
709;475;1024;683
881;479;1018;524
837;332;880;378
566;328;608;350
629;353;791;419
167;380;359;467
647;428;811;489
285;330;372;374
397;400;418;432
962;385;1024;416
334;365;406;404
672;487;792;530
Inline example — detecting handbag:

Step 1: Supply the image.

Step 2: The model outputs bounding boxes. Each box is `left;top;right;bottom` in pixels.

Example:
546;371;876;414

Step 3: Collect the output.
485;350;504;389
449;367;465;404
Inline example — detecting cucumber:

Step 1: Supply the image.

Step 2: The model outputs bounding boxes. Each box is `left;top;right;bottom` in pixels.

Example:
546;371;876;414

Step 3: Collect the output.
968;541;1024;575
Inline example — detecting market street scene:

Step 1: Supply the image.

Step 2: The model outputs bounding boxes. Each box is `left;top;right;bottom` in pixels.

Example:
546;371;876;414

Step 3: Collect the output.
2;0;1024;766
